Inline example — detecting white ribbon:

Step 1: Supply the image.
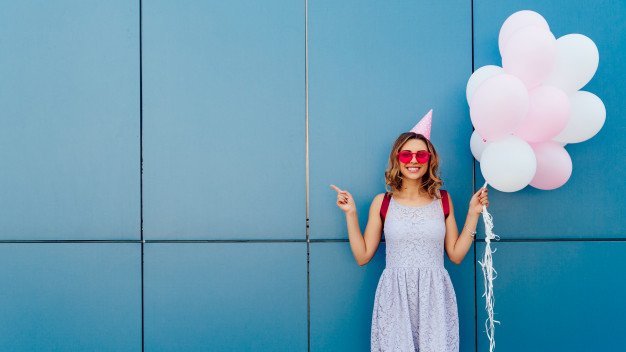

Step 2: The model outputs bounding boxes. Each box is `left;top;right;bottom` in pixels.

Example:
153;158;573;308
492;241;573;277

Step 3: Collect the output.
477;181;500;352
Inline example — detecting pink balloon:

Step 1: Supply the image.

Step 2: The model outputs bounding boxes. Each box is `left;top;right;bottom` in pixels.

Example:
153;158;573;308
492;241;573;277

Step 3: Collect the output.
529;142;572;190
499;10;550;54
470;74;529;141
514;85;570;143
502;26;557;89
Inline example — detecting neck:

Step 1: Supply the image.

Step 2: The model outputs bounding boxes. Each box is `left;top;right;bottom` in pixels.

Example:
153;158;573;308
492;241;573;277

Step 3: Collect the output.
397;179;428;197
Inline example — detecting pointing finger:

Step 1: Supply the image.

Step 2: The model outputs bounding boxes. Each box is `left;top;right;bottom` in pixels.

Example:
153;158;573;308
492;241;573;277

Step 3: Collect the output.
330;184;345;194
330;184;348;194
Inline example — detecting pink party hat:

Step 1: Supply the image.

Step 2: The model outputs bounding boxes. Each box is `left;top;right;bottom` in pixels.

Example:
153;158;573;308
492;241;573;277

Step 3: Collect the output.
410;109;433;140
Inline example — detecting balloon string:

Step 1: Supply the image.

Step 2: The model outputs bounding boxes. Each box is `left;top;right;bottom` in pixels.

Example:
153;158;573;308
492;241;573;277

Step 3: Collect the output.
477;182;500;352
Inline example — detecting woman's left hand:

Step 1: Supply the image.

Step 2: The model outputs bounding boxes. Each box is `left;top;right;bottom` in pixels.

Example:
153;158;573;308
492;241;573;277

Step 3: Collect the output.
469;187;489;215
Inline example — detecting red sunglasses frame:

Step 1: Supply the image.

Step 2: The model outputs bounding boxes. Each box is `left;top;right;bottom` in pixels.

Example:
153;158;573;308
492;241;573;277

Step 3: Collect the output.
397;150;431;164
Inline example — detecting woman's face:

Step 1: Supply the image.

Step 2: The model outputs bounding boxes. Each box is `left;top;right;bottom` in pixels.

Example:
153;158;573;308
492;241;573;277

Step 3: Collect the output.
398;138;429;180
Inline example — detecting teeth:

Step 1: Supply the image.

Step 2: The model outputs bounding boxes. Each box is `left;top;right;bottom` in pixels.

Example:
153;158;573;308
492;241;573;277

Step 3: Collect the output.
408;167;419;172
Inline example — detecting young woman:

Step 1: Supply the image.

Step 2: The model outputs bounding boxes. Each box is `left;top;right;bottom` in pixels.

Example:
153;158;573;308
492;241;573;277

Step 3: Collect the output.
330;131;489;351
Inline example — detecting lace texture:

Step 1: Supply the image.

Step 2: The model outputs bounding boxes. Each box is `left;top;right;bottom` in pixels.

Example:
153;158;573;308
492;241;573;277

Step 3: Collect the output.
371;198;459;352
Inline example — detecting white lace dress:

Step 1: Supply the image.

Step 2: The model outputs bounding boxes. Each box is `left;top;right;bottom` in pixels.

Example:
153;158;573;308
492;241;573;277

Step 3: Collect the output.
371;197;459;351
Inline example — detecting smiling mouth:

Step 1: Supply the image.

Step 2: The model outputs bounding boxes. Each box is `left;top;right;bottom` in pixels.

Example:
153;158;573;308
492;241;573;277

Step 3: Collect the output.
407;166;421;173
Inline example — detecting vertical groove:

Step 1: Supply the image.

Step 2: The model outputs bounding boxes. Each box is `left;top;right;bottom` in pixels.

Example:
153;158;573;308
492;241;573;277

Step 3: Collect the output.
139;0;145;350
470;1;478;352
304;0;311;351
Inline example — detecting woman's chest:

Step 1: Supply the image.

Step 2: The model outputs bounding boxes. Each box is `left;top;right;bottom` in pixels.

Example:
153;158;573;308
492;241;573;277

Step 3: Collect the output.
383;200;446;240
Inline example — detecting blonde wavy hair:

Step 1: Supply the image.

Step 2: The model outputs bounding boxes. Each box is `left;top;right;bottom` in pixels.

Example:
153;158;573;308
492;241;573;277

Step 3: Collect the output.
384;132;443;199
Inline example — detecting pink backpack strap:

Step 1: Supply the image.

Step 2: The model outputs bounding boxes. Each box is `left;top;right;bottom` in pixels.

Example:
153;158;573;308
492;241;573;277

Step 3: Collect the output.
380;192;392;224
440;189;450;219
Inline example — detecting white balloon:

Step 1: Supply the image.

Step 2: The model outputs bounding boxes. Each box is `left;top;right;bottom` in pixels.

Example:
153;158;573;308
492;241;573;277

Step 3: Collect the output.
470;130;490;161
553;91;606;143
480;135;537;192
466;65;504;105
544;34;599;94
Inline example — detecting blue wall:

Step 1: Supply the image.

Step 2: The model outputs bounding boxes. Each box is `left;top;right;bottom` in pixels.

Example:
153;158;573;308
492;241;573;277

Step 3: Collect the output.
0;0;624;351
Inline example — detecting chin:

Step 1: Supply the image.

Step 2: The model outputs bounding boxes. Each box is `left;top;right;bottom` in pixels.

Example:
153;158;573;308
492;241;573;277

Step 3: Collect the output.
402;172;424;179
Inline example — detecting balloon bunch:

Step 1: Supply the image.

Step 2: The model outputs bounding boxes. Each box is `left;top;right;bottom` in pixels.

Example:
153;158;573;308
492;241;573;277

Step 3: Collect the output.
467;10;605;192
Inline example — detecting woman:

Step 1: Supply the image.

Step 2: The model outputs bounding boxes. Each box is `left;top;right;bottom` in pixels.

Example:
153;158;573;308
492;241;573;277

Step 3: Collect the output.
330;131;489;351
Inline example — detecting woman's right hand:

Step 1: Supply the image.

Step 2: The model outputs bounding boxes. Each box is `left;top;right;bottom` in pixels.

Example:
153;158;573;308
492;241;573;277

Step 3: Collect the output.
330;184;356;214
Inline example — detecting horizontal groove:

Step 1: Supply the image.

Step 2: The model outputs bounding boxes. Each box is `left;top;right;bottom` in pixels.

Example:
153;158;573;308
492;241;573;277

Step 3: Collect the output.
475;237;626;242
0;240;141;243
0;239;306;244
146;239;307;243
311;238;626;243
1;238;625;244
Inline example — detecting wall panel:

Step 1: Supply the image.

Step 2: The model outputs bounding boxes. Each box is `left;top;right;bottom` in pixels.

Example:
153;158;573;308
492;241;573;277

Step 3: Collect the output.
0;243;141;351
310;242;476;351
473;0;626;238
142;0;305;240
476;241;626;351
309;0;474;240
0;1;140;240
144;242;308;351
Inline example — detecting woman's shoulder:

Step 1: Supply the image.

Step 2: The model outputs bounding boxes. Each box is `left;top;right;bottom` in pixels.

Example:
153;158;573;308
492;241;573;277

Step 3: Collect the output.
437;188;451;197
437;188;454;210
373;192;387;203
371;192;391;206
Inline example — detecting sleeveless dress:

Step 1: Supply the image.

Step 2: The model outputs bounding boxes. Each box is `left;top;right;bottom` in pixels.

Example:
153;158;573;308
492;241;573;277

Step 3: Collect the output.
370;196;459;352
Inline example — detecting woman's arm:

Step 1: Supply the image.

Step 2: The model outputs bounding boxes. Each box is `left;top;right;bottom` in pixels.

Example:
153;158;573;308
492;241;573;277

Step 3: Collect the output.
330;185;385;266
443;189;489;264
346;193;385;266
